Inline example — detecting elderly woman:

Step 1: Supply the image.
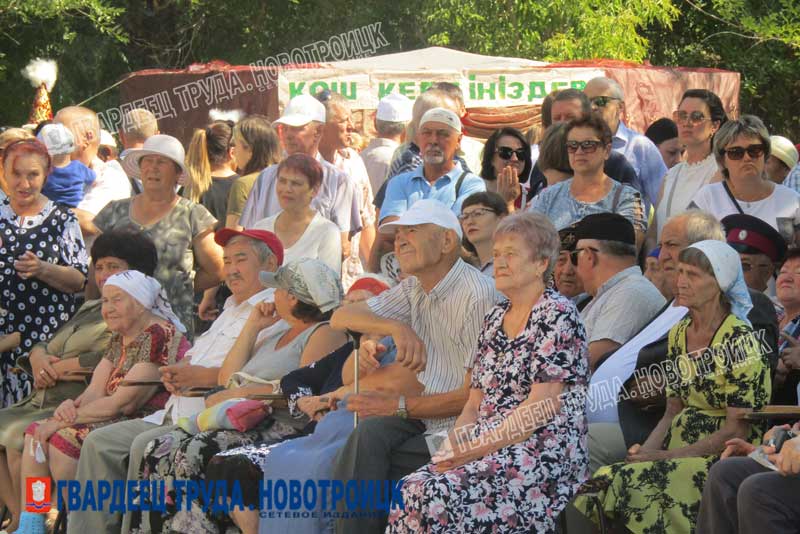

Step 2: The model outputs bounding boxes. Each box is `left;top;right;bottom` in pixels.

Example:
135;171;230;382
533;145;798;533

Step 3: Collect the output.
387;211;589;534
459;191;509;276
130;258;349;534
574;240;772;534
15;270;189;534
691;115;800;235
91;134;224;337
479;127;532;210
252;153;342;274
0;230;157;532
529;114;646;246
226;115;281;229
769;249;800;404
0;139;88;407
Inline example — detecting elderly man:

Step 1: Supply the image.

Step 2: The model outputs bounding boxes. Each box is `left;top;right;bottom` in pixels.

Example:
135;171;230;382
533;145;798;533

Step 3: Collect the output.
330;198;499;534
554;223;591;310
239;94;361;257
584;76;668;211
573;213;666;370
117;108;159;194
66;229;283;534
528;89;638;198
315;90;376;288
55;106;132;238
722;213;788;294
361;93;412;193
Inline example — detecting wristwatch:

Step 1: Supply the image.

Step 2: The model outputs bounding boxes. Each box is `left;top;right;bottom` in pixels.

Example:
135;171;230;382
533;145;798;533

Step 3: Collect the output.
395;395;408;419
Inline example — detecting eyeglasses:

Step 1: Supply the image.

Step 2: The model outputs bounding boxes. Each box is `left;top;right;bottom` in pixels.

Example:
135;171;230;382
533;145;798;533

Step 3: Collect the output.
570;246;599;266
723;144;766;160
495;146;526;161
590;96;620;108
672;110;708;126
458;207;496;221
566;140;604;154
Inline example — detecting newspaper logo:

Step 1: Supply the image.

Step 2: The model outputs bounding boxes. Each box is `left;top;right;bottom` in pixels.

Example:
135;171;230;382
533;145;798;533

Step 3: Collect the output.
25;477;51;513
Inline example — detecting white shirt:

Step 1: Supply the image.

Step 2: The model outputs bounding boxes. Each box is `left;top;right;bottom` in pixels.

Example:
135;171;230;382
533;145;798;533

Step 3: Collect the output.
78;157;132;215
655;154;718;240
361;138;399;194
691;181;800;232
253;211;342;275
145;288;274;424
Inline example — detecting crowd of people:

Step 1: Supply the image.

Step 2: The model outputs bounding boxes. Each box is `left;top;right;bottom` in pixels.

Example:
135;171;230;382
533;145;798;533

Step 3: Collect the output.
0;74;798;534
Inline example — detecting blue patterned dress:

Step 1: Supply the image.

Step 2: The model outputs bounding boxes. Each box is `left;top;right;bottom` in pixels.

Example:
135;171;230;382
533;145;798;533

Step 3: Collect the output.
387;288;589;533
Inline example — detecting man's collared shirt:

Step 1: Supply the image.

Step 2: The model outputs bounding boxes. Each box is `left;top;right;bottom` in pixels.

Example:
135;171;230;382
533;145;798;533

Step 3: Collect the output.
783;163;800;193
581;265;666;345
239;154;362;233
613;122;668;211
367;258;500;432
157;288;274;422
380;164;485;221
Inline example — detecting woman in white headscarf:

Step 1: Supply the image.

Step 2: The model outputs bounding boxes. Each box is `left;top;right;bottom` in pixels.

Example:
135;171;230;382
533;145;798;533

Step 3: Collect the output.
13;271;190;534
574;240;772;534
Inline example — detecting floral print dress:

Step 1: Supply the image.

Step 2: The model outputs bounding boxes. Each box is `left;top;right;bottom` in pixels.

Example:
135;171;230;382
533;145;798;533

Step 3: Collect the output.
573;313;771;534
387;288;589;534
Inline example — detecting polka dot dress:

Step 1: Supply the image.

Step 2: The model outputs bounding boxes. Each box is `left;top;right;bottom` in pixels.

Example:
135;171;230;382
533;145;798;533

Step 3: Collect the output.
0;199;88;407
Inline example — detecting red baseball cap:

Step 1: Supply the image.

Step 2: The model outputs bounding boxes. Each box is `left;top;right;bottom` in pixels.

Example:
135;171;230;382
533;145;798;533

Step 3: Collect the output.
214;228;284;266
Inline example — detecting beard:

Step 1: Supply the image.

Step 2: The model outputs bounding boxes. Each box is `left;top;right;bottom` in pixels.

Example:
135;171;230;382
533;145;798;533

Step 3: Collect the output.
423;147;446;165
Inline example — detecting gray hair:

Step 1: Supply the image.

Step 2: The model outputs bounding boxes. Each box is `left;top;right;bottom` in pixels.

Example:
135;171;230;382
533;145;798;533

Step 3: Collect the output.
596;240;637;258
681;209;725;244
494;212;560;282
713;115;771;178
227;234;274;264
375;119;407;137
587;76;624;100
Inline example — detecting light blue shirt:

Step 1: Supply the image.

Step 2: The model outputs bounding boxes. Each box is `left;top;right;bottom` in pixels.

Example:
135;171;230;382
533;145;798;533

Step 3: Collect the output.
613;122;668;211
379;163;486;220
783;163;800;193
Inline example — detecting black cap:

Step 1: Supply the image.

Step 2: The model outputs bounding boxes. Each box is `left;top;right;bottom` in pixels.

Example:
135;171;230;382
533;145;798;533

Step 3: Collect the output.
559;223;579;252
575;213;635;245
721;213;787;263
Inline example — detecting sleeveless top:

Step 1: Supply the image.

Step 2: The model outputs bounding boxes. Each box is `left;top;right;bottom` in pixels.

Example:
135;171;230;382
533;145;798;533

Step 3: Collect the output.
239;321;328;381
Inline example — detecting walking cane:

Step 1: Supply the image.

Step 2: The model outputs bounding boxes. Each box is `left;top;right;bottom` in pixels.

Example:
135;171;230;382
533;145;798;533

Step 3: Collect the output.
347;330;362;429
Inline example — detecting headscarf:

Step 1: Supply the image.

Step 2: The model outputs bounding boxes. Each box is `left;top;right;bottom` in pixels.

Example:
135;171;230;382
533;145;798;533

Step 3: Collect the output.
259;258;343;313
685;240;752;325
104;270;187;333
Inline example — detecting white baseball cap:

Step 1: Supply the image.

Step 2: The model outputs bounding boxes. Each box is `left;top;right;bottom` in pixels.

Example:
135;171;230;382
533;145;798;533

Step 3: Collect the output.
273;95;326;127
418;107;462;132
37;123;75;156
770;135;798;170
379;198;463;239
376;93;412;122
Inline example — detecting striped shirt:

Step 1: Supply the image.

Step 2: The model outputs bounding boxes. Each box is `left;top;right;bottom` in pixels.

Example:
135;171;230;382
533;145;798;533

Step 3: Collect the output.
238;153;362;233
367;258;501;433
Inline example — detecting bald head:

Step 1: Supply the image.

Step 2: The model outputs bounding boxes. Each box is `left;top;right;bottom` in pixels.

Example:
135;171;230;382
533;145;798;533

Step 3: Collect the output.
55;106;100;166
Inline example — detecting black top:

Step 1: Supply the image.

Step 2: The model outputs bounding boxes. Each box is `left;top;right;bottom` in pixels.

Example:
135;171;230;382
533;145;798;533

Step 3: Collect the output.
200;175;238;229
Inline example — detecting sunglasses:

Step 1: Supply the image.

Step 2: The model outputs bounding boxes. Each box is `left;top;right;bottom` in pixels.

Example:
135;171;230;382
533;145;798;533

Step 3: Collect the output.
495;146;526;160
723;144;766;160
566;140;604;154
590;96;620;108
570;246;599;266
672;110;708;126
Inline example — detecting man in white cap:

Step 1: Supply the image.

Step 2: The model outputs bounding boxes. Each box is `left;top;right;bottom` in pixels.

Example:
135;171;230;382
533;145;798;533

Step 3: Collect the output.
239;94;361;259
362;93;413;193
767;135;799;186
369;107;486;266
330;198;499;534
